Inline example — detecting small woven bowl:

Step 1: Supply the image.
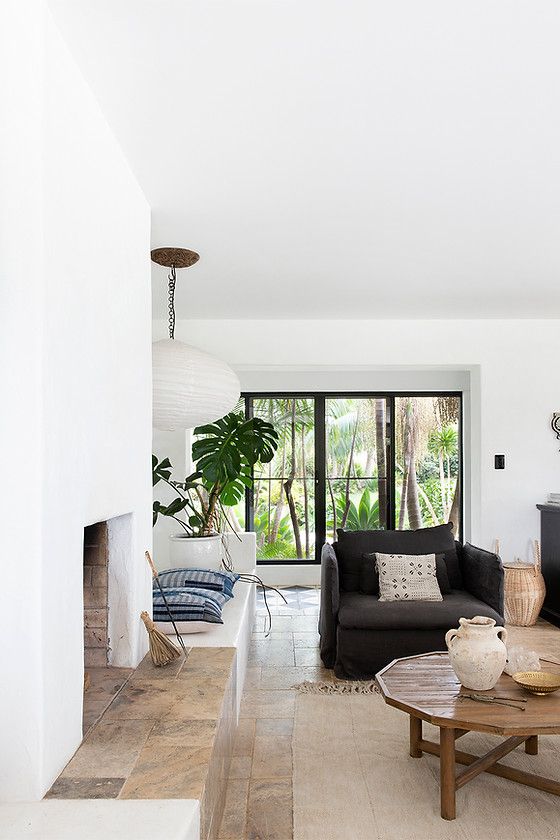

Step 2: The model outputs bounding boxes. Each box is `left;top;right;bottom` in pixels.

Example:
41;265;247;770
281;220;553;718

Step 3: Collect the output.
512;671;560;696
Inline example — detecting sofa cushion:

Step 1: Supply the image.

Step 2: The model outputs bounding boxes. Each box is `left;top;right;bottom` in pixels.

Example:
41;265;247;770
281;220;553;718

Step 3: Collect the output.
361;552;451;595
336;523;463;592
376;553;443;602
337;590;503;631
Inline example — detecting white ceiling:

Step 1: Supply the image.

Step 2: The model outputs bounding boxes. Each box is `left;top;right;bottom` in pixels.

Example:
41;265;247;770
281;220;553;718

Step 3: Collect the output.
50;1;560;318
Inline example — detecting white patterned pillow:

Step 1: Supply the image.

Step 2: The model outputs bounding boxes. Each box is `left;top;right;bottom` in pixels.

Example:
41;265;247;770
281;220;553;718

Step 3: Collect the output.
376;553;443;602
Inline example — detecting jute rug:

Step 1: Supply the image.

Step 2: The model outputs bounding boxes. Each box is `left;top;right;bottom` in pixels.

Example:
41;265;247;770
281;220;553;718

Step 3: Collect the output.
293;691;560;840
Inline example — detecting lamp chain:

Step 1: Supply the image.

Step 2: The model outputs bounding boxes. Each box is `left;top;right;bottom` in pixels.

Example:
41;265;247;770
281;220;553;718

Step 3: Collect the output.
167;264;176;339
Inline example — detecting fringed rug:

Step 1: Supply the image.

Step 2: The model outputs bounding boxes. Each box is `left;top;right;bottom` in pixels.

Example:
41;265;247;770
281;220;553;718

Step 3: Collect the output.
293;690;560;840
294;680;379;695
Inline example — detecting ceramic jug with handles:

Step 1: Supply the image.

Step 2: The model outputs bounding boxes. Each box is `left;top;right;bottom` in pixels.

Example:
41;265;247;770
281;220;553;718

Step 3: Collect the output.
445;616;508;691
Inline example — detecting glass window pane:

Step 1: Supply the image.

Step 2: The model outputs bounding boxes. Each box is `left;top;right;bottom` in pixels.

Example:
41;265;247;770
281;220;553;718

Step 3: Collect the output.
252;398;314;480
251;398;315;561
394;396;461;536
326;478;386;541
254;479;315;560
325;397;389;533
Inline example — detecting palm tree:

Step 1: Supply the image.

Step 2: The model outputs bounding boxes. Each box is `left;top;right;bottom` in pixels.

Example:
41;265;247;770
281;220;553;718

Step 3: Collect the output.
374;398;387;527
397;398;423;529
428;425;458;521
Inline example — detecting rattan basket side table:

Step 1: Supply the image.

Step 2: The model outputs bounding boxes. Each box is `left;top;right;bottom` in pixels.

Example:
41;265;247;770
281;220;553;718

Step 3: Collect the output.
501;540;546;626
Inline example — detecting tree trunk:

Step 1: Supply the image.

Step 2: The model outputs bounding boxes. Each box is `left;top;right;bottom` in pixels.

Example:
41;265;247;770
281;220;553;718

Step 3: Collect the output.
404;401;423;529
406;454;423;529
398;410;409;529
445;452;452;515
284;400;303;558
438;450;447;520
448;473;460;537
374;399;387;527
301;424;310;558
269;443;286;543
328;478;337;541
398;400;423;530
398;465;408;529
340;405;360;529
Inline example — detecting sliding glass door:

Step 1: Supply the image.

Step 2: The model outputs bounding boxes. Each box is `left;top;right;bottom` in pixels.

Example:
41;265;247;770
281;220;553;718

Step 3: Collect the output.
244;393;462;564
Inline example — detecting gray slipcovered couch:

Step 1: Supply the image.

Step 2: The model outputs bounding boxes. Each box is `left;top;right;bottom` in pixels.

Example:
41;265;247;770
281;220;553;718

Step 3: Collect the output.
319;523;504;679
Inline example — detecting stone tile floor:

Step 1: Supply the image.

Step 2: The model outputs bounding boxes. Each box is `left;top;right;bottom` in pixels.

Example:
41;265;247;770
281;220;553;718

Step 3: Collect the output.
47;647;237;815
218;586;327;840
83;666;133;735
218;586;560;840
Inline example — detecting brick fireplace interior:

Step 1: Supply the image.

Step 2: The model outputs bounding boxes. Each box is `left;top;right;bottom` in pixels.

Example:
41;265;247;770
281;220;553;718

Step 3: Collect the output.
82;521;132;735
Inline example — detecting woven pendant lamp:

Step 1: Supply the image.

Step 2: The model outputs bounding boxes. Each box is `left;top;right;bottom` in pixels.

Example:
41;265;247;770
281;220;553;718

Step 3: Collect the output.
151;247;240;431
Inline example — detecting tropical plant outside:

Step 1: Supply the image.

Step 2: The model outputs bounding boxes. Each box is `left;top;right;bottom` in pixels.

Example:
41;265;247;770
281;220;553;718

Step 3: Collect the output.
238;395;460;561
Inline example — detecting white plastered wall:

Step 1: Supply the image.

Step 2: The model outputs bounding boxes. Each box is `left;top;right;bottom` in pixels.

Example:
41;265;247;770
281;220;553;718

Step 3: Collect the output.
0;1;152;801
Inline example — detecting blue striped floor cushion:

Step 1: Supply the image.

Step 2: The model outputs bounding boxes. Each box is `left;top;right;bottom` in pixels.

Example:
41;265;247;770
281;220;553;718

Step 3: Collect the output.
152;587;227;626
156;568;239;598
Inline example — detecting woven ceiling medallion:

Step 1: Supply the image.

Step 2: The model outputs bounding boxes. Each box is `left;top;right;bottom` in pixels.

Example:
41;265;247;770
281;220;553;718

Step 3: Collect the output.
150;247;200;268
150;244;240;430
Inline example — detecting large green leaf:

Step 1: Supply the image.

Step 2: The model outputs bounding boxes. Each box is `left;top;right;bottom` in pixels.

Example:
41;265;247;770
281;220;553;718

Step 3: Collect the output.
192;412;278;489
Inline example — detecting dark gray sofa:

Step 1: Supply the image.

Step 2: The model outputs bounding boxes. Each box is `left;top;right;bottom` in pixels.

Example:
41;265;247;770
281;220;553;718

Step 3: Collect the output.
319;523;504;679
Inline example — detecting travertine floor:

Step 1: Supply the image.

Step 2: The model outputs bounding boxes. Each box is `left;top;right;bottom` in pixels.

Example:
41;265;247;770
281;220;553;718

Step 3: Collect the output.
218;586;327;840
83;667;133;735
48;646;236;817
217;588;560;840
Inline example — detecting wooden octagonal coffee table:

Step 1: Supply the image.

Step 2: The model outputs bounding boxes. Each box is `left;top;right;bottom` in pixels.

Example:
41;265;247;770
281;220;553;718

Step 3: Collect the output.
376;652;560;820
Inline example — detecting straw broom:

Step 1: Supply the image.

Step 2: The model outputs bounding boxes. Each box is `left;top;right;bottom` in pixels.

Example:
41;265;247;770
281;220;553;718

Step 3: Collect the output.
140;611;181;666
141;550;187;666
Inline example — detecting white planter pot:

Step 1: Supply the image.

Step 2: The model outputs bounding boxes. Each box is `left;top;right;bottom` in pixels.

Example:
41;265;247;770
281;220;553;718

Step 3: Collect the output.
168;531;257;573
168;533;223;570
445;615;508;691
222;531;256;573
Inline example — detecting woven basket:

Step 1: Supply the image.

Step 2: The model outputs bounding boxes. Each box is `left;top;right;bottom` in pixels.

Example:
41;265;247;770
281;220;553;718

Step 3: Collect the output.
497;539;546;627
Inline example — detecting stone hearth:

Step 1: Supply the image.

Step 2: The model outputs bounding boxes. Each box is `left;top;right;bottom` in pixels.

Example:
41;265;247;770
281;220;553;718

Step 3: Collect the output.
47;647;237;840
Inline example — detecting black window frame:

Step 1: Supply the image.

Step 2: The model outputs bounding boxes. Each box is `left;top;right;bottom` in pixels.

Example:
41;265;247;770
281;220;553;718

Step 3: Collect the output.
243;391;463;565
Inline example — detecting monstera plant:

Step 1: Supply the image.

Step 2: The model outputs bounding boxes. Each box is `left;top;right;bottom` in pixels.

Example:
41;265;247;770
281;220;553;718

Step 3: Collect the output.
153;411;278;537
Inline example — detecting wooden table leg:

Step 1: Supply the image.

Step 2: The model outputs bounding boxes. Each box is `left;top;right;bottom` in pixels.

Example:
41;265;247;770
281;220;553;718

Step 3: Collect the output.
525;735;538;755
440;727;456;820
409;715;422;758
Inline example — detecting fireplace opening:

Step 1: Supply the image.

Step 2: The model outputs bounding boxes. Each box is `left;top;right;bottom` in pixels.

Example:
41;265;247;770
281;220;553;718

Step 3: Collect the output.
82;520;132;735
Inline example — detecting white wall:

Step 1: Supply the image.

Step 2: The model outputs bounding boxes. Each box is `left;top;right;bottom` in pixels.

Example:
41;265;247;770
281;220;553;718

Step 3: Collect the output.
0;0;46;807
0;1;152;801
154;318;560;571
